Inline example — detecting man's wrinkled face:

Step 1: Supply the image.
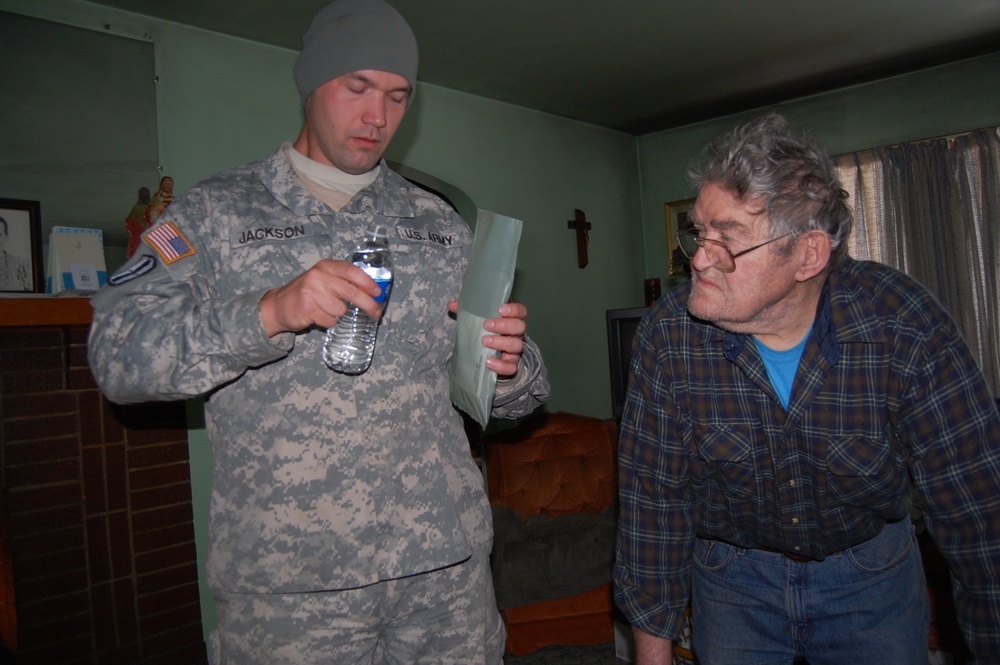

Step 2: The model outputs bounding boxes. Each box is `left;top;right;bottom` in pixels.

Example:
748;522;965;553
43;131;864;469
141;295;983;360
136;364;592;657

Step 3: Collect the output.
686;183;800;334
298;70;411;175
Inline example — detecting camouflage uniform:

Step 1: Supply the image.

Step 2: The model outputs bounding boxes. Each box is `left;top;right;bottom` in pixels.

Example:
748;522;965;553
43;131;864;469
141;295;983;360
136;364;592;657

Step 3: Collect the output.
88;144;548;656
212;538;505;664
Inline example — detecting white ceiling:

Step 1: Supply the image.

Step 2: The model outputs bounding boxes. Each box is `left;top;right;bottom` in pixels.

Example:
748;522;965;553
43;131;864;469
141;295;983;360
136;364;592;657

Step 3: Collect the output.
87;0;1000;135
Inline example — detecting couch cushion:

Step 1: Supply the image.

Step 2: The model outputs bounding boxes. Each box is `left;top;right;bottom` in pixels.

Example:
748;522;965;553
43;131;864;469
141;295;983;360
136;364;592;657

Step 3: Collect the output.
486;412;617;518
491;503;616;610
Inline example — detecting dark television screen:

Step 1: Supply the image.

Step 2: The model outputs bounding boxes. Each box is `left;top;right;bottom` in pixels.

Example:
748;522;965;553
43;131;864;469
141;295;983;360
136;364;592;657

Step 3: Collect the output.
606;307;647;421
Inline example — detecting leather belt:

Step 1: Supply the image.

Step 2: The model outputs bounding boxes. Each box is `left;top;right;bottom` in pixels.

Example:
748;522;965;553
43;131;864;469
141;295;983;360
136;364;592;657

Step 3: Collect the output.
756;546;813;563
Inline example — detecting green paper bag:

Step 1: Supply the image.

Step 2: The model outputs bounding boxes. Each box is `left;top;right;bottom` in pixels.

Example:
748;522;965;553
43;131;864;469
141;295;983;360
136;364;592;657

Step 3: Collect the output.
450;210;523;427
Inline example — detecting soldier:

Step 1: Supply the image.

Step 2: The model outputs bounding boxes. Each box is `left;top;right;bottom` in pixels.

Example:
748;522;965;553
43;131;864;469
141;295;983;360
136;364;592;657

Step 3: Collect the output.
87;1;549;663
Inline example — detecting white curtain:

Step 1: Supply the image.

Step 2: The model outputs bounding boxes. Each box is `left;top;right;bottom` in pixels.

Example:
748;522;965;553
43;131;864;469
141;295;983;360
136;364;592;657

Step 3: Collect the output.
835;128;1000;395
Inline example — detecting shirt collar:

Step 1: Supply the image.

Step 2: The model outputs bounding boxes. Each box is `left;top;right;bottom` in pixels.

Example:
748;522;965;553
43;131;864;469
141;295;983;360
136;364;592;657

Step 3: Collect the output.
703;257;884;364
262;142;415;221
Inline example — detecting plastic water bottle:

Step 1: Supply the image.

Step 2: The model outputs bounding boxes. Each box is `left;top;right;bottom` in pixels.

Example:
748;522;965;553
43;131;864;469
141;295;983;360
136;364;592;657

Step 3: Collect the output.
322;226;393;374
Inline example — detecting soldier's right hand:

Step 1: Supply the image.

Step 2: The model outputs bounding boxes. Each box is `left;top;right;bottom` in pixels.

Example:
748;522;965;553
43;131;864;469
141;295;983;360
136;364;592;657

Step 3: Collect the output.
259;259;383;337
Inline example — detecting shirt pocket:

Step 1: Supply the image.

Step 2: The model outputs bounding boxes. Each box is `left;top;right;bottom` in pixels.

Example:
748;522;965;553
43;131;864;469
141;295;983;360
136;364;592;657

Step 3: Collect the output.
824;436;904;509
224;227;323;296
692;424;757;499
383;238;465;371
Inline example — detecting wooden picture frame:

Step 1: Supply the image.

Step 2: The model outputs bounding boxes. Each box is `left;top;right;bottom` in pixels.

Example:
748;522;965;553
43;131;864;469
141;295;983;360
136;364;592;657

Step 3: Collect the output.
664;198;695;276
0;198;44;293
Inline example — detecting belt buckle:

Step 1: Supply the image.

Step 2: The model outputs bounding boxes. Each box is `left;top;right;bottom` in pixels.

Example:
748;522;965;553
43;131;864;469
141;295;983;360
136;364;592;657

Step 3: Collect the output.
758;545;812;563
782;551;812;563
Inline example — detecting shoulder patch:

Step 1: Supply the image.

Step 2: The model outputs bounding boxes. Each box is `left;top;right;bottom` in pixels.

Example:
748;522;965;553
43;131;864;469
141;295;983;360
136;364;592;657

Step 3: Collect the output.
108;254;157;285
145;221;196;264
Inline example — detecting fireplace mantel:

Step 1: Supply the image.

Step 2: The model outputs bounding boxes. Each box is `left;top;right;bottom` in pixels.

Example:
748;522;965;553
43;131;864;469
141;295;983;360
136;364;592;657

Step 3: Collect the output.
0;296;93;327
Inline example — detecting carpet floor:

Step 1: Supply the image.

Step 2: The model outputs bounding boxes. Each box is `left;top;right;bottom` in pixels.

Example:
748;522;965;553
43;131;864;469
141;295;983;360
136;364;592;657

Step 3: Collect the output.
504;641;622;665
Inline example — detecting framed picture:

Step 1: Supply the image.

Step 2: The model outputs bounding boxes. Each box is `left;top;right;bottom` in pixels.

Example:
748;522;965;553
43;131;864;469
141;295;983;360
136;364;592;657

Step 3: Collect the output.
664;198;695;276
0;198;44;293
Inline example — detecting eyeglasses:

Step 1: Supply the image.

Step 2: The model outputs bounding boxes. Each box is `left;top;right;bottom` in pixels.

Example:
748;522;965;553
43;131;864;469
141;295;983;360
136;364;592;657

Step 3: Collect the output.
677;230;796;273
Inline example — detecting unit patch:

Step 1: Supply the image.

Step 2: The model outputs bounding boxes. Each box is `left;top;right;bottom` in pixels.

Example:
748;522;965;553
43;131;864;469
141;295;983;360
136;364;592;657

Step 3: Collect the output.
145;222;196;264
108;255;157;286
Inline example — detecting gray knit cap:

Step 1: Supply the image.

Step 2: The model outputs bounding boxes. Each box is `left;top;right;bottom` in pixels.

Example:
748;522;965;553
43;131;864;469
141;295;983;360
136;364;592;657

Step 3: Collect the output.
293;0;418;106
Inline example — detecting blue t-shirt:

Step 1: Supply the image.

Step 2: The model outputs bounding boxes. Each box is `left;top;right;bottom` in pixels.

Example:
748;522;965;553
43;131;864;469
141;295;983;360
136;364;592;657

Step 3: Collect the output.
754;328;811;409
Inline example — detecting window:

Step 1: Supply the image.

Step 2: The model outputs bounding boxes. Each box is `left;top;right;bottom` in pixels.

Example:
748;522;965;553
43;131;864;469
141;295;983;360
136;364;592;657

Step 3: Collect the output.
835;128;1000;393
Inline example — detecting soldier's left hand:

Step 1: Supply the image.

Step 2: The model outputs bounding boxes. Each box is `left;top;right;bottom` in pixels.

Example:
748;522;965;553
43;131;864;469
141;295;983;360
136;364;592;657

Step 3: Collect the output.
448;301;527;377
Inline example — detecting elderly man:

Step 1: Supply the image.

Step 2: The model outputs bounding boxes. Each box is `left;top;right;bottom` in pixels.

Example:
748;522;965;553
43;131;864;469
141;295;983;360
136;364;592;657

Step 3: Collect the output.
614;114;999;665
87;1;549;663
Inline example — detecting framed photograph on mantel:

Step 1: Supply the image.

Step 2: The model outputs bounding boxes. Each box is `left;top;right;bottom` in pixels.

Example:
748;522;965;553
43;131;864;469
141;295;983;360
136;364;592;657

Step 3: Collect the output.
664;198;695;277
0;198;44;293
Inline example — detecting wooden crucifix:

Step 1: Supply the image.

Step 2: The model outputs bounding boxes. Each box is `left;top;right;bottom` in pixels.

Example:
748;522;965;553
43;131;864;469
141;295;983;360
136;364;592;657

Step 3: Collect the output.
567;209;592;269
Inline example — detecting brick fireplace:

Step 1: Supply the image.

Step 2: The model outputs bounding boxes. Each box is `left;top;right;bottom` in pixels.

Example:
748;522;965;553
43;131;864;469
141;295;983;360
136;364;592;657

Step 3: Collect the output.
0;297;207;664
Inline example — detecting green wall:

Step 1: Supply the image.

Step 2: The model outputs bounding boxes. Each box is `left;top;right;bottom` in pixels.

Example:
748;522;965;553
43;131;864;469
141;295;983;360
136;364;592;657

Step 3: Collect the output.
5;0;999;643
392;88;646;418
636;51;1000;283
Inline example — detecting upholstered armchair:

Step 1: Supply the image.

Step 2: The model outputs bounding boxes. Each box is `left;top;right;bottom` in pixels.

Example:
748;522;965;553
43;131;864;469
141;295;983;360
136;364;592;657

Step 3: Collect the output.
485;411;618;655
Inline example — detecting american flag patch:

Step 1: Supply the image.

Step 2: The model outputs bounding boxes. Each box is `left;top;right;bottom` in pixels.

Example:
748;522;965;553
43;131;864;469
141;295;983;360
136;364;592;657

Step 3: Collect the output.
145;222;196;264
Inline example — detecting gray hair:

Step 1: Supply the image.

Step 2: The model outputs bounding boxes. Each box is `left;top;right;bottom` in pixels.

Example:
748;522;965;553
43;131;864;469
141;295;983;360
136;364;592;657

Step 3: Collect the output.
687;113;853;265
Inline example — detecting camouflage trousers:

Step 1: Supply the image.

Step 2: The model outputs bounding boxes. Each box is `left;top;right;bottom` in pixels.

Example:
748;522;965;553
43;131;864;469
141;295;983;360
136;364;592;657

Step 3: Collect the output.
212;540;505;664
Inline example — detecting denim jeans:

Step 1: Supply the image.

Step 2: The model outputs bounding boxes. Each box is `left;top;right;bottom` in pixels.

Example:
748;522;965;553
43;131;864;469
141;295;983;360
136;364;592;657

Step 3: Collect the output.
691;519;929;665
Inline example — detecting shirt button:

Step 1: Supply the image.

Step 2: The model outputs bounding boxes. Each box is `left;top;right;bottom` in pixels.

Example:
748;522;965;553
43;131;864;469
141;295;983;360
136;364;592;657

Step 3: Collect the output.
789;480;796;487
793;546;802;551
791;517;799;524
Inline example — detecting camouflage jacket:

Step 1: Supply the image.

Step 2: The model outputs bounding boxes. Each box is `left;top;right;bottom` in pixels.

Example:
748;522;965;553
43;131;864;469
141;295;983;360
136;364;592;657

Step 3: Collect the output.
88;144;549;593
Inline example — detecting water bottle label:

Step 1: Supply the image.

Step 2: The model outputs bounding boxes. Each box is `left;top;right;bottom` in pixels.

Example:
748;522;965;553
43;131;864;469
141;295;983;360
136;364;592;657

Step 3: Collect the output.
357;262;392;305
373;277;391;304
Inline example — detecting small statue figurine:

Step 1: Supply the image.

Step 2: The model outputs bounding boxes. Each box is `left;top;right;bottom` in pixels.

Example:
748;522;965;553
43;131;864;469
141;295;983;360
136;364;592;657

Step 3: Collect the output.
125;177;175;258
147;176;174;225
125;186;151;257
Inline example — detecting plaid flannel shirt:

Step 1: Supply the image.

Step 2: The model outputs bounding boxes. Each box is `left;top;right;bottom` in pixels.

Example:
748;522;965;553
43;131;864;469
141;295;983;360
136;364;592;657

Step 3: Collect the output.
614;257;1000;660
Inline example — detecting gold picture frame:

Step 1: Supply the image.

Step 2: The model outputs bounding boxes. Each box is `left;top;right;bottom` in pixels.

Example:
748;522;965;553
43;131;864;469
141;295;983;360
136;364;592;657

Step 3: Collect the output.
664;198;695;276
